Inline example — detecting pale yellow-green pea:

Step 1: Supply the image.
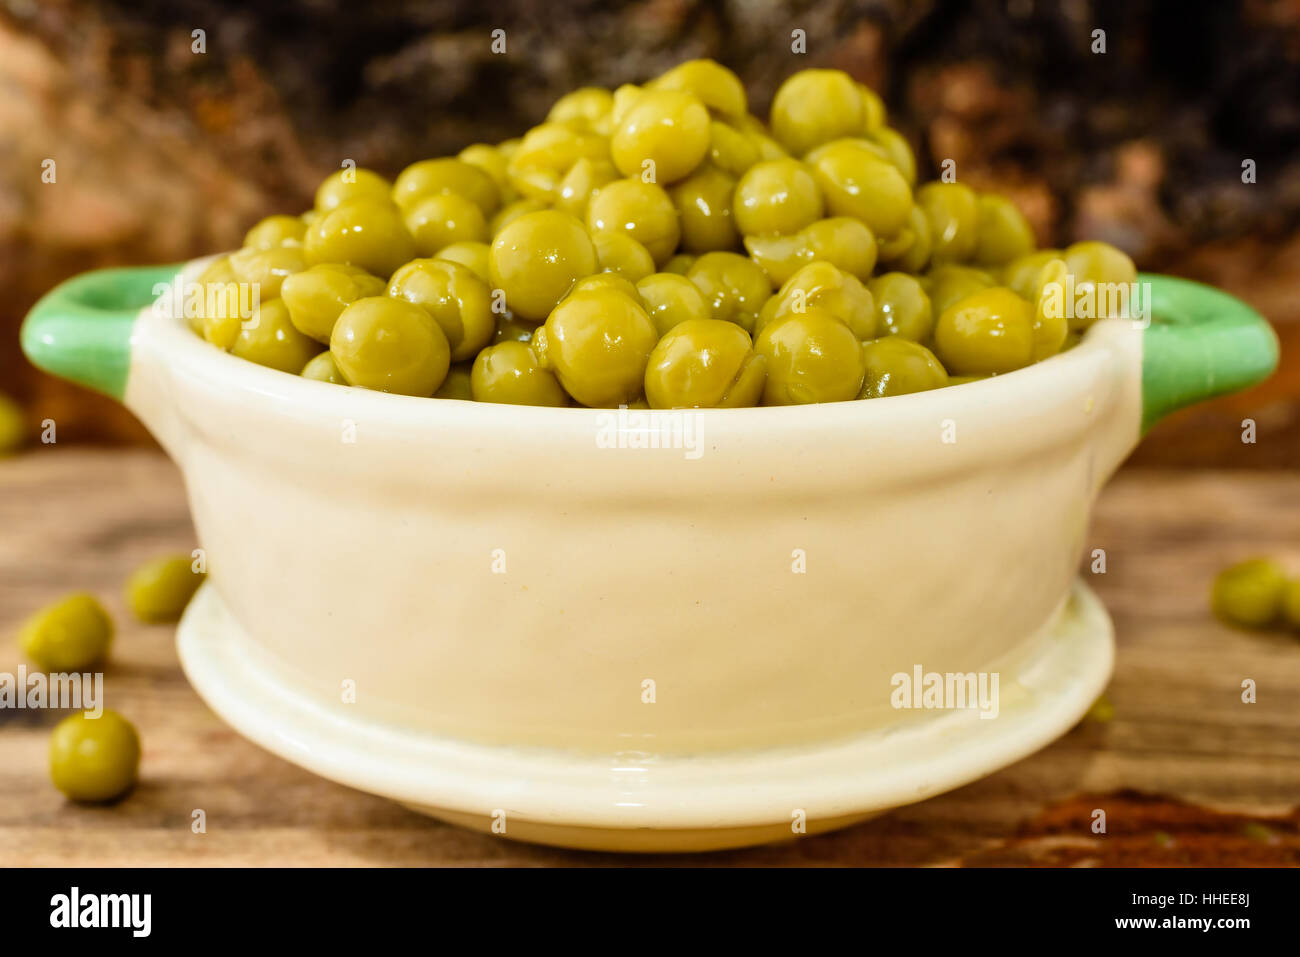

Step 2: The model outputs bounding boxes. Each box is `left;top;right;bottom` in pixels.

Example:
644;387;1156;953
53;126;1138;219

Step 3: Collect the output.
0;393;26;455
125;554;206;623
20;593;112;672
49;710;140;803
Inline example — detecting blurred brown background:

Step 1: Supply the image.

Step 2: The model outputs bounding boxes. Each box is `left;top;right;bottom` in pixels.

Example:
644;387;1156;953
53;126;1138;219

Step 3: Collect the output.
2;0;1297;463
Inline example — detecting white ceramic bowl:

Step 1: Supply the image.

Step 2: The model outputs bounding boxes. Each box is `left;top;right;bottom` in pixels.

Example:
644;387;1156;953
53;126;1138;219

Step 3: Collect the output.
23;260;1277;850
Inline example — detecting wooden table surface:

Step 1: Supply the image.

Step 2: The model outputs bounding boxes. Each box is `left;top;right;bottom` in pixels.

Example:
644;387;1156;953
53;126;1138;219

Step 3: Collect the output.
1;449;1298;867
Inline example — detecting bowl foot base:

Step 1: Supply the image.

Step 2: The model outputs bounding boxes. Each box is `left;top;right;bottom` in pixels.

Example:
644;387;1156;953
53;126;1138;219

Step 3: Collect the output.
177;579;1113;853
400;804;881;853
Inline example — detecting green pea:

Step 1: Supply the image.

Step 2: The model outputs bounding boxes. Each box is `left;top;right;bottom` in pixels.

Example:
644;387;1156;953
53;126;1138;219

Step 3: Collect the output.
330;297;451;396
887;205;933;274
762;262;877;340
933;287;1041;376
770;69;864;156
1084;694;1115;723
471;341;569;406
387;259;495;362
315;168;392;212
1030;258;1071;360
533;289;658;407
227;244;307;301
636;272;710;337
754;309;866;405
856;83;887;134
973;194;1036;267
125;555;206;623
1211;559;1287;628
301;351;348;384
0;392;26;456
403;191;488;256
435;363;475;400
569;272;643;303
644;319;766;409
554;157;619;220
1062;240;1139;325
610;89;711;184
232;299;321;374
494;314;536;344
547;87;615;130
801;218;877;282
489;209;597;321
1003;249;1064;301
489;197;549;236
734;159;825;237
651;59;748;119
869;272;934;342
506;123;609;202
434;240;492;282
1063;240;1138;289
50;710;140;803
303;200;418;279
458;143;516;199
685;252;772;333
858;338;949;398
1281;580;1300;630
866;126;916;185
916;182;979;264
805;139;912;239
663;253;696;275
590;230;656;282
244;214;307;251
392;158;501;217
707;121;759;177
927;264;998;315
20;593;112;672
587;179;681;267
670;164;739;254
746;128;790;162
745;217;877;287
281;263;387;343
195;256;246;347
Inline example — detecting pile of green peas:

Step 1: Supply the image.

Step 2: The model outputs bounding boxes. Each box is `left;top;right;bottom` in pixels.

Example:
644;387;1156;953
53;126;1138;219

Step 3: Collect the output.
191;60;1139;408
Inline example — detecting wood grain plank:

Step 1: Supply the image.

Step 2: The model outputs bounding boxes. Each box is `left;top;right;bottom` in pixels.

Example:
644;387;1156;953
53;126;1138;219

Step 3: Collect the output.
0;450;1297;866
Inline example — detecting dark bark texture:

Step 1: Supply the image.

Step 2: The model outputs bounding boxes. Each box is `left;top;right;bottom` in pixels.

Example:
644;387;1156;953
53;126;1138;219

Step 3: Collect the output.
2;0;1297;460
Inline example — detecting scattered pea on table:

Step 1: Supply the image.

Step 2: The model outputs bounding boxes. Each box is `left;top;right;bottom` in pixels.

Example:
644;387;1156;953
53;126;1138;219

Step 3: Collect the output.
49;710;140;803
19;593;113;672
1212;558;1296;631
125;555;207;624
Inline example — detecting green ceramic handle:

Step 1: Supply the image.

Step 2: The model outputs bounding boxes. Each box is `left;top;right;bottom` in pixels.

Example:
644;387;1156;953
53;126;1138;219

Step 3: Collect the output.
21;264;180;401
1141;273;1279;432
